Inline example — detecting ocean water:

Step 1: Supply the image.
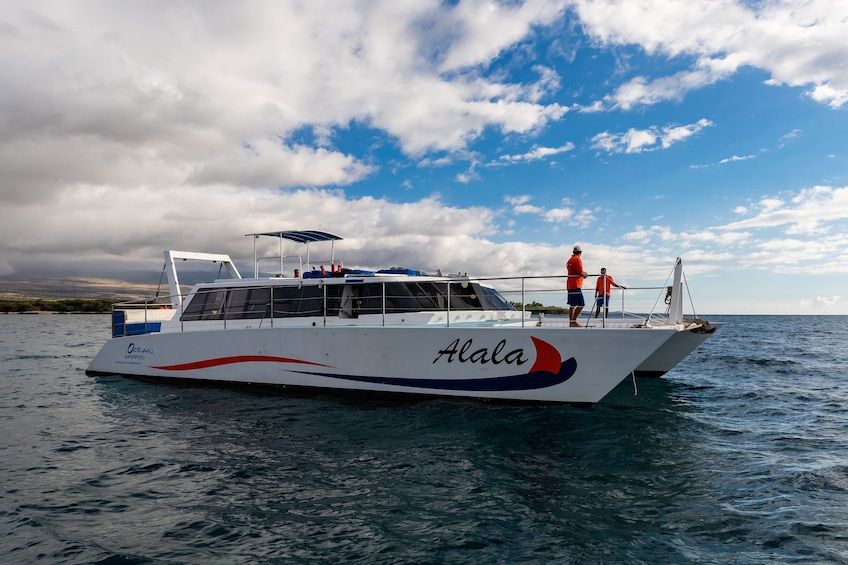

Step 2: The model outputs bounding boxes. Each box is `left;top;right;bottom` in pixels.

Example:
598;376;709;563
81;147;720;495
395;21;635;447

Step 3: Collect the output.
2;314;848;564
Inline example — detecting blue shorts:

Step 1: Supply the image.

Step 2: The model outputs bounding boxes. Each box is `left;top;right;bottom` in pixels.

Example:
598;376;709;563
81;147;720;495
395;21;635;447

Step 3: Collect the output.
567;289;584;307
595;296;609;308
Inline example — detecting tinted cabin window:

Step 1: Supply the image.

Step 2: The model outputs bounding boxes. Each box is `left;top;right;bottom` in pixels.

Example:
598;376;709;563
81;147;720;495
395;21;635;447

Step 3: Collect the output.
351;281;513;314
385;282;422;312
271;284;340;318
445;282;514;311
356;282;423;314
182;287;273;321
181;288;227;321
357;281;493;313
298;285;323;316
227;287;271;319
249;287;273;318
359;284;384;315
408;282;446;309
325;285;343;316
180;281;514;321
271;286;299;317
449;282;483;310
476;285;515;311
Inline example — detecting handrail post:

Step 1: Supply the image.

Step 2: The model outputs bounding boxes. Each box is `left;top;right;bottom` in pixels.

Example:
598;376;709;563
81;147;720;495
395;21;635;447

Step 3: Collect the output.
381;281;386;327
620;288;625;319
446;280;451;328
521;277;525;328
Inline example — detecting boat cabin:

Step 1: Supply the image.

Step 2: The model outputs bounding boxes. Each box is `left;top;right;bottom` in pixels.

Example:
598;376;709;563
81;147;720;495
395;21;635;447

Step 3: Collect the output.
178;277;516;323
113;230;522;336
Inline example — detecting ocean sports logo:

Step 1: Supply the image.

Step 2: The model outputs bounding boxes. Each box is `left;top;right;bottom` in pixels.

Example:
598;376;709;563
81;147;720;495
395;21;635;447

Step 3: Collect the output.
149;336;576;392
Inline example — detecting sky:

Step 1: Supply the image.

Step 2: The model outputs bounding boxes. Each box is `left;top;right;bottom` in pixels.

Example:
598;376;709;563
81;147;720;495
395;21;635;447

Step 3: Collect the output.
1;0;847;314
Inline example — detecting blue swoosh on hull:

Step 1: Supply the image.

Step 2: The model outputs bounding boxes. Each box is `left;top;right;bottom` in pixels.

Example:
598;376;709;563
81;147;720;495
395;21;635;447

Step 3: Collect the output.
296;357;577;392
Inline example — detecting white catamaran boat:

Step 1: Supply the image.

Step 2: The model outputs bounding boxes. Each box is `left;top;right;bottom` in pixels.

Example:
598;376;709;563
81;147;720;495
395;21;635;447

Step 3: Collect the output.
86;230;717;404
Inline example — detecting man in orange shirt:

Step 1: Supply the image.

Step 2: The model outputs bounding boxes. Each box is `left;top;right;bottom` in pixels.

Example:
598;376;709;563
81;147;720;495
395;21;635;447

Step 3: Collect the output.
594;267;626;318
566;245;588;327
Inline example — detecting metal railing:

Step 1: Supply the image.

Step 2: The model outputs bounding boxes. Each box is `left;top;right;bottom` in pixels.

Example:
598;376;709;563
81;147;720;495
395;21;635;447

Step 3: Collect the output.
110;273;683;336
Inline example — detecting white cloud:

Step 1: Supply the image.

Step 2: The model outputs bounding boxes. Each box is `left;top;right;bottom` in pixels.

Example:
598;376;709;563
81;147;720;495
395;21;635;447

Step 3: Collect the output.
574;0;848;109
505;195;532;206
544;207;596;227
0;0;571;205
514;204;545;214
807;83;848;109
759;197;785;213
574;100;605;113
801;295;843;308
494;142;575;164
691;154;756;169
501;194;596;227
614;186;848;279
0;186;504;275
592;119;712;154
719;186;848;234
188;140;375;188
622;225;675;243
543;207;575;222
718;155;755;165
605;64;736;110
779;128;802;144
504;194;544;215
434;0;568;72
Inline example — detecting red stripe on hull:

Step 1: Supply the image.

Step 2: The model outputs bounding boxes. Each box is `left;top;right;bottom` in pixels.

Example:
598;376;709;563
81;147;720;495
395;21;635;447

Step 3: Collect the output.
150;355;334;371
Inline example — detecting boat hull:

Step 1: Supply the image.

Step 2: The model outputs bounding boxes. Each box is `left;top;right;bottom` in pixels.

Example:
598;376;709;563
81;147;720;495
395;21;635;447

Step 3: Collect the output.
633;322;724;377
86;325;675;404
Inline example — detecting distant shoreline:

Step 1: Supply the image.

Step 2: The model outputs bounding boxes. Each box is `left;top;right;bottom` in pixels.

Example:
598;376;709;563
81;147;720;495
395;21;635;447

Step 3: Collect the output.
2;311;107;315
0;298;115;314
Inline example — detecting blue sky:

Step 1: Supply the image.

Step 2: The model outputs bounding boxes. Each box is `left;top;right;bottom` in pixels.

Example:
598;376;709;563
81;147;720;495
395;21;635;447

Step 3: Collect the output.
1;0;846;314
